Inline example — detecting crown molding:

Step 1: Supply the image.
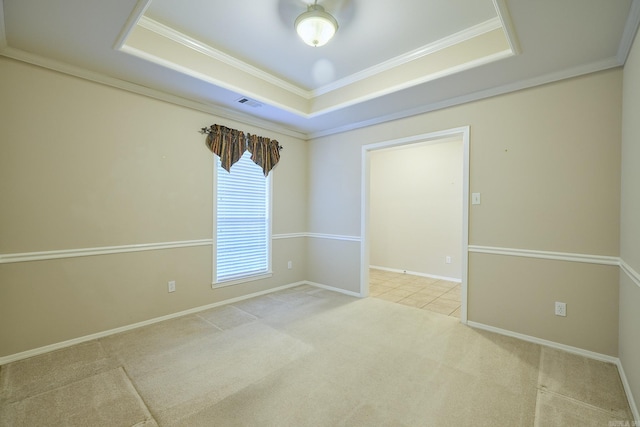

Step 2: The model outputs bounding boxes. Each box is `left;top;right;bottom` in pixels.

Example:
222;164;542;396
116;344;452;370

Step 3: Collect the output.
0;47;307;140
113;0;153;50
308;48;513;118
137;16;310;99
492;0;521;55
136;15;508;104
618;0;640;64
313;17;504;97
309;55;622;139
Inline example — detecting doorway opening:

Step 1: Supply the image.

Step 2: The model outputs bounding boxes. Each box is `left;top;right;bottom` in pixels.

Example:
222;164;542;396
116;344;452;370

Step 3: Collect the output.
360;127;470;323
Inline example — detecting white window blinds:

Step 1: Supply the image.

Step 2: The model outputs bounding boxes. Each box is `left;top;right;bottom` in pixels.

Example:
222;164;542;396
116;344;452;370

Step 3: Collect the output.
215;151;271;284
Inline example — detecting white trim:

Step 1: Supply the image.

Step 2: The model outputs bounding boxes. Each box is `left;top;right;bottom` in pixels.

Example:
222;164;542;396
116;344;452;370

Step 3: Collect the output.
272;233;307;240
0;233;359;264
461;127;470;323
119;43;311;120
0;47;307;140
468;320;639;421
617;359;640;423
135;16;503;101
308;49;514;119
137;17;309;99
620;259;640;289
305;281;362;298
313;18;503;97
1;20;625;143
370;265;461;284
492;0;521;55
112;0;152;50
468;245;620;266
0;239;213;264
309;56;621;140
361;126;470;323
128;17;512;120
467;321;618;364
212;152;273;286
0;281;308;365
306;233;361;242
0;0;7;50
617;0;640;65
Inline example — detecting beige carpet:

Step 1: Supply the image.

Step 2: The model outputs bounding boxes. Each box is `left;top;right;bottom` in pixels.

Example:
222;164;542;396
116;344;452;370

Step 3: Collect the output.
0;285;633;426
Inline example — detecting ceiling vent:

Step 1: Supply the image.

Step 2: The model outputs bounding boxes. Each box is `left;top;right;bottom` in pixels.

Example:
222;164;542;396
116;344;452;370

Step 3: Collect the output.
236;97;263;108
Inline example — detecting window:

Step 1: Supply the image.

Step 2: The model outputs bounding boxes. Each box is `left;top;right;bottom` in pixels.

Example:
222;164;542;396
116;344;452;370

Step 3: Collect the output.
214;151;272;285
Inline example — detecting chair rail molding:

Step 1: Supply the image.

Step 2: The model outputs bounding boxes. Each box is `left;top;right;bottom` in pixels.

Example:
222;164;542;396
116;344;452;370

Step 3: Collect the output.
468;245;620;266
0;239;213;264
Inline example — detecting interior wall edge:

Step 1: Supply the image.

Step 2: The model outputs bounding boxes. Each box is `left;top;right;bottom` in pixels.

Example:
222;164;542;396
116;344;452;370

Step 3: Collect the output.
620;258;640;288
617;354;640;423
303;281;362;298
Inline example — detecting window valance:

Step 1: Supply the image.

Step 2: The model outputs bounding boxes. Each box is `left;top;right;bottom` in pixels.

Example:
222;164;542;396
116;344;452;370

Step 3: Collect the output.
200;124;281;176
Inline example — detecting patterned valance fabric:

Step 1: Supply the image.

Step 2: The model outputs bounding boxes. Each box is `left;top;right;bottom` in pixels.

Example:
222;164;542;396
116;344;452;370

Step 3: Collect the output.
247;134;280;177
203;124;281;176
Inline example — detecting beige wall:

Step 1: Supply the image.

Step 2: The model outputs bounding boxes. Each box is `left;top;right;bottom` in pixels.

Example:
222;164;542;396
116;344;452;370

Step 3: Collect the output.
0;52;630;367
308;68;622;355
370;139;463;279
620;27;640;414
0;57;308;358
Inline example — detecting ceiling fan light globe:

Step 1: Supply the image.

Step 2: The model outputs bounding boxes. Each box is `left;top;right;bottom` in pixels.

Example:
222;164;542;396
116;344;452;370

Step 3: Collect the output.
295;5;338;47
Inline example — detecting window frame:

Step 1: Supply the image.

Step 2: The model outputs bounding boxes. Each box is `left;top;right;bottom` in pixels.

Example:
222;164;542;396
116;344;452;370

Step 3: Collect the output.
212;153;273;288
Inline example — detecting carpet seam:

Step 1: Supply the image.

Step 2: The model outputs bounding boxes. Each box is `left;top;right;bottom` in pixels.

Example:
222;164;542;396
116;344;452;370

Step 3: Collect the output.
119;364;160;426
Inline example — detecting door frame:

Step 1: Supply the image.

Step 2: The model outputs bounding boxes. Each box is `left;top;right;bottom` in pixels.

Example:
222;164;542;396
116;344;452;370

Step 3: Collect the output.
360;126;470;323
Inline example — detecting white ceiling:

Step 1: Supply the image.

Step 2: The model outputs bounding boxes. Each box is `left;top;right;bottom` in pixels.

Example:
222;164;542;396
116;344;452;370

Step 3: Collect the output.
1;0;639;139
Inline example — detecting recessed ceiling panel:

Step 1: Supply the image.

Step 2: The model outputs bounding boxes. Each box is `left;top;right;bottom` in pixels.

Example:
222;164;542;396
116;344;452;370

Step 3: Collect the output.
145;0;498;90
123;0;512;118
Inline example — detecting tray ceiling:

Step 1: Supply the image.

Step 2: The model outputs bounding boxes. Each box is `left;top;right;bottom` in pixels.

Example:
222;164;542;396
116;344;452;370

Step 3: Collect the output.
1;0;638;138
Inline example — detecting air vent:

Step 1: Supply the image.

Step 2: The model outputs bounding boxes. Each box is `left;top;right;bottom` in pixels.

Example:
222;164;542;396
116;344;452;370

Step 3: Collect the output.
236;97;263;108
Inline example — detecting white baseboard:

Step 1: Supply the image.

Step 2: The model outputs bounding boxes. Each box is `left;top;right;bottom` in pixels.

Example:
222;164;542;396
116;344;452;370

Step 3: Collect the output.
369;265;462;283
467;321;618;363
305;281;363;298
0;281;307;365
616;360;640;423
468;321;639;422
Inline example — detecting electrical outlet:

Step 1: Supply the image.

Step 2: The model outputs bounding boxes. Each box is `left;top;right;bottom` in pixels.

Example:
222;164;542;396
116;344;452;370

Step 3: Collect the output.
168;280;176;293
555;301;566;317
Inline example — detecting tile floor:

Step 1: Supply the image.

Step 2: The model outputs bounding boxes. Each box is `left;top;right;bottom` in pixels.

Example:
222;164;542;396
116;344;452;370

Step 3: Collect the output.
369;268;462;317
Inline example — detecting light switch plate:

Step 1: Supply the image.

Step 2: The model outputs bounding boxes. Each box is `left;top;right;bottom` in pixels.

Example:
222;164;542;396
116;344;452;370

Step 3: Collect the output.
472;193;481;205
